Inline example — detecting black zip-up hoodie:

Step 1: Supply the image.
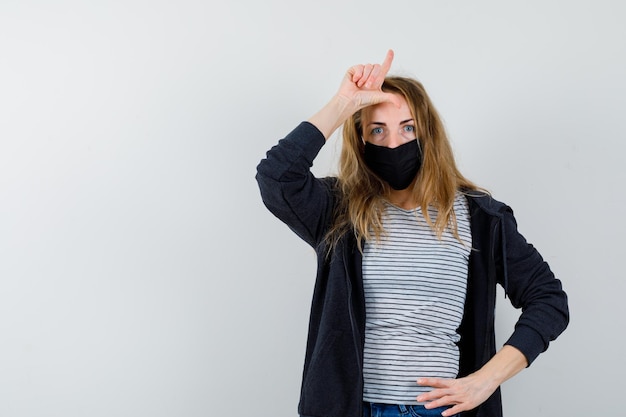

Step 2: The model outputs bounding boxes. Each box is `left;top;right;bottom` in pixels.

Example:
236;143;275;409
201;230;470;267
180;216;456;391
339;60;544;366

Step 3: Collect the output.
256;122;569;417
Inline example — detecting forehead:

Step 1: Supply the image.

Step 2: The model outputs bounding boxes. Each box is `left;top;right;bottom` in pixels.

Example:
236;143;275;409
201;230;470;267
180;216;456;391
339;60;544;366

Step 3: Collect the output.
362;95;412;124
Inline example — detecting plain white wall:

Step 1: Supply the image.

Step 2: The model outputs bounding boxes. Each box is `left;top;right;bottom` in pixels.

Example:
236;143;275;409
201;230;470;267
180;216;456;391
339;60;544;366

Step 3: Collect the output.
1;1;624;416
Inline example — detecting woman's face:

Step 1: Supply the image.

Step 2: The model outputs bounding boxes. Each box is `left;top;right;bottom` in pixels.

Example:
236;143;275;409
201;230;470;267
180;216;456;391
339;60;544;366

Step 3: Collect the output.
361;94;416;149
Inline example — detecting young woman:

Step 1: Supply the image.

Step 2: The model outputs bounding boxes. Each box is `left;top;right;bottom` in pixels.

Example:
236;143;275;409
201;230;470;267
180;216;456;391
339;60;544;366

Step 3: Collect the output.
256;50;569;417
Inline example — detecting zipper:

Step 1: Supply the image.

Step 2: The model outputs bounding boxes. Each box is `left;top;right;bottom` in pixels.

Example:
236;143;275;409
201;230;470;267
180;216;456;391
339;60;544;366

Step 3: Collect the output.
490;214;509;296
499;215;509;294
483;216;504;362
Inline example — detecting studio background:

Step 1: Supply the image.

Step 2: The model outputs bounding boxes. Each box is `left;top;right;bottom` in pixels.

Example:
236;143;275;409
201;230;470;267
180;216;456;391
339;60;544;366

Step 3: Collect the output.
1;1;624;416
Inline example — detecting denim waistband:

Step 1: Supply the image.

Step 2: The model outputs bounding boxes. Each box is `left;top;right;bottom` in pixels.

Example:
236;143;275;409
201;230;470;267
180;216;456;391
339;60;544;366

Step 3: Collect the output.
363;401;456;417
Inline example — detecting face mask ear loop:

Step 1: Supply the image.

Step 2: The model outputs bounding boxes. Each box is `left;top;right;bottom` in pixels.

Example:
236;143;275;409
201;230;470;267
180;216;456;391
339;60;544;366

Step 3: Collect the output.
416;138;422;156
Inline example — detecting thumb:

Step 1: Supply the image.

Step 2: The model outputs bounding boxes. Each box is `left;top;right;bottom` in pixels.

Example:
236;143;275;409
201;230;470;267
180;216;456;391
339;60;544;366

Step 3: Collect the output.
383;92;403;108
364;91;402;108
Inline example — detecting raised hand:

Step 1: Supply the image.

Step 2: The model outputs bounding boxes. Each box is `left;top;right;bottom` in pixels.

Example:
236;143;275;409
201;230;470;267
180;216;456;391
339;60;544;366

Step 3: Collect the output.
308;49;401;139
336;49;401;109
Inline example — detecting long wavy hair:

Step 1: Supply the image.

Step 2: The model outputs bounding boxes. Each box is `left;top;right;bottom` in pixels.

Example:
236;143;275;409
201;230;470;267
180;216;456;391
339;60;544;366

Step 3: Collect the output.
325;76;484;252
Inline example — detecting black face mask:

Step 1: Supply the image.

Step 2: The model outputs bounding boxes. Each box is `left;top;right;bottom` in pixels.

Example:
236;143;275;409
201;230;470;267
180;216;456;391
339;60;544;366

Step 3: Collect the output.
363;139;423;190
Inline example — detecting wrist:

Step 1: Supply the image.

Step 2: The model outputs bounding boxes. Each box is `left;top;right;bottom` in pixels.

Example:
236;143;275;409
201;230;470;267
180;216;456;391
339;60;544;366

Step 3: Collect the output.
307;95;359;140
475;345;527;388
331;94;360;120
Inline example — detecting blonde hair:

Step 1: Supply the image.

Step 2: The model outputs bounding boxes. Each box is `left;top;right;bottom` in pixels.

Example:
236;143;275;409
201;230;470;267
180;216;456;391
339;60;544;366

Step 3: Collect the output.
325;76;484;252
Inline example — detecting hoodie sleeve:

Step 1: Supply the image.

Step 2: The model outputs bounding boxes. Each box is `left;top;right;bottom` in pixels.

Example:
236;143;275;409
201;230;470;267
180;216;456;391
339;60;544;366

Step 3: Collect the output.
499;208;570;365
255;122;337;248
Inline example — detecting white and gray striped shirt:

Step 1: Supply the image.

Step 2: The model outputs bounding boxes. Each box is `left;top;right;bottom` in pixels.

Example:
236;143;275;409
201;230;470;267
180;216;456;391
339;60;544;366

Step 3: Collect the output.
362;192;472;405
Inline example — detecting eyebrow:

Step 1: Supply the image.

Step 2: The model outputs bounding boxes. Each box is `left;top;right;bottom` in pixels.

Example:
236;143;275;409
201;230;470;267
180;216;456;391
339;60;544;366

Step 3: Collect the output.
366;118;414;127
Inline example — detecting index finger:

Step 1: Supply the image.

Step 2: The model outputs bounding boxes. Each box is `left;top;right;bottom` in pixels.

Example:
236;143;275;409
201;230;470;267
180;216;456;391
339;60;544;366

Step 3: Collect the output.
380;49;395;77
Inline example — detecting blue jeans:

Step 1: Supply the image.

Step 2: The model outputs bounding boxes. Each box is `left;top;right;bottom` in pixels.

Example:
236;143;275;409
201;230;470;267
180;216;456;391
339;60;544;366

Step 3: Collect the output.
363;402;459;417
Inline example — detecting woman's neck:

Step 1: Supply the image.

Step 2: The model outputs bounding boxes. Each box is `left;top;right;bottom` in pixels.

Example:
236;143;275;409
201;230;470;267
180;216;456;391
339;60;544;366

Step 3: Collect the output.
387;188;419;210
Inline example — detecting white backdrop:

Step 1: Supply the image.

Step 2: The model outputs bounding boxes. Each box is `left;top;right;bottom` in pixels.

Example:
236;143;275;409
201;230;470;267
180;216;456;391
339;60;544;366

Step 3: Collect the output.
1;1;624;416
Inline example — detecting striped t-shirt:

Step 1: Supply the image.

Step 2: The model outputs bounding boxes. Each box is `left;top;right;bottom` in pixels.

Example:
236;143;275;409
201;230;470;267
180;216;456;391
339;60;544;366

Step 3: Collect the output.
362;192;472;405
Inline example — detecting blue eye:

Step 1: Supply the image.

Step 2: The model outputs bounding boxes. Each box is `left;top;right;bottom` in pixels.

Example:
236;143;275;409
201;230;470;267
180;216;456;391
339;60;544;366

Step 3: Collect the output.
371;127;384;136
403;125;415;133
